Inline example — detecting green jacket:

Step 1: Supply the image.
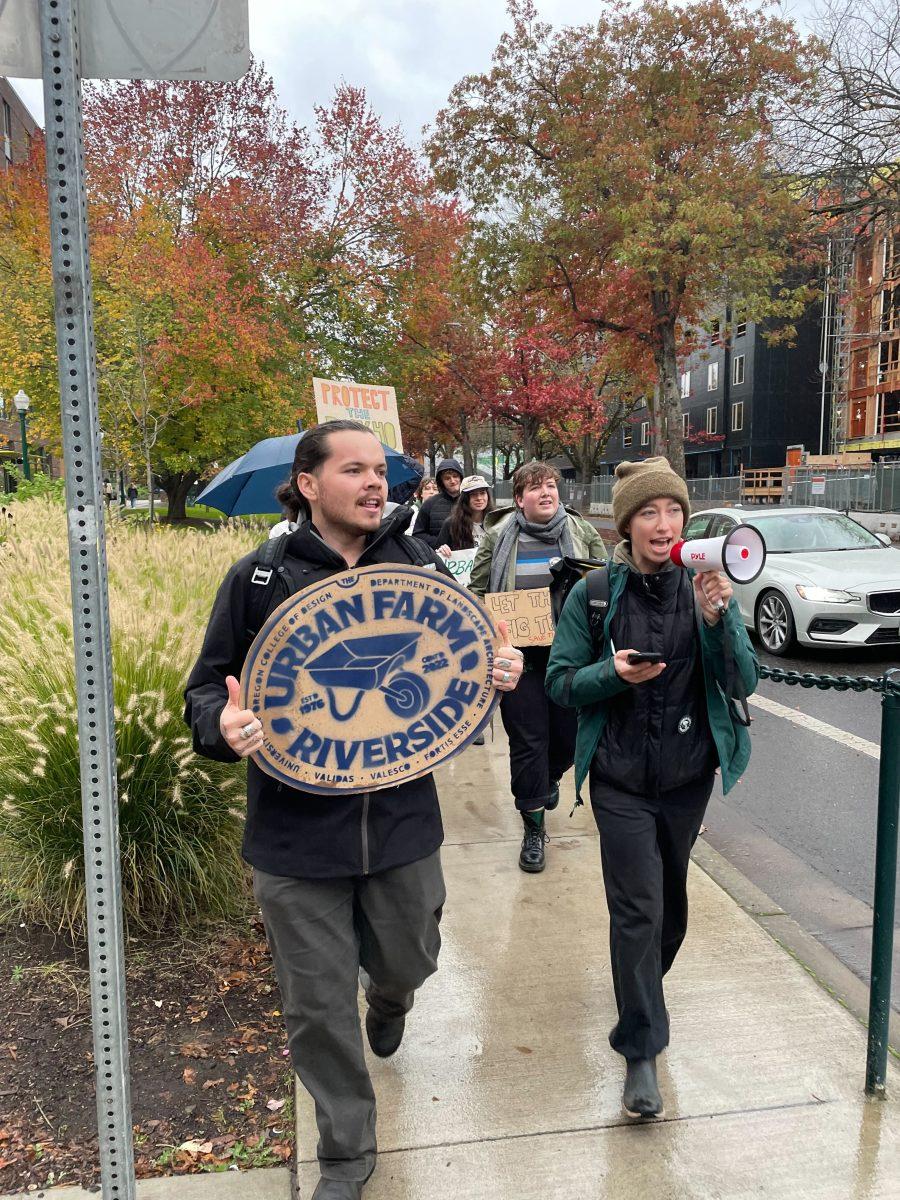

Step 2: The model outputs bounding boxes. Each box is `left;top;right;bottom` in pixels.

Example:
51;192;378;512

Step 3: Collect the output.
469;505;606;597
545;562;759;800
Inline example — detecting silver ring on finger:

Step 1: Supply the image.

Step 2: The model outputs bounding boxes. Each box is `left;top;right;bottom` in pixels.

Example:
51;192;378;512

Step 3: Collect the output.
240;723;255;740
502;671;511;683
497;658;510;669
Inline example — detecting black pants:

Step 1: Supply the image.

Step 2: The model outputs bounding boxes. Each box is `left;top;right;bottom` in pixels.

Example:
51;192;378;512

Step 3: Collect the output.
590;771;715;1060
499;657;577;812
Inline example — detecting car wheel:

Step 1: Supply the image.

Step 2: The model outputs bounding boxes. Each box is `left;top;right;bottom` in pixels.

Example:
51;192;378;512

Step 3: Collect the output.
756;589;796;656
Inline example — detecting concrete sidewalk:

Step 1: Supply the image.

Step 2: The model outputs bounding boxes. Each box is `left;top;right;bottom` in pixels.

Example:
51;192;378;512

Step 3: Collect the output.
11;727;899;1200
292;729;900;1198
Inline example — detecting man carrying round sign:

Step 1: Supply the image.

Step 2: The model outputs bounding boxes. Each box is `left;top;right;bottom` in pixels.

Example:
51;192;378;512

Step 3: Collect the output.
184;421;522;1200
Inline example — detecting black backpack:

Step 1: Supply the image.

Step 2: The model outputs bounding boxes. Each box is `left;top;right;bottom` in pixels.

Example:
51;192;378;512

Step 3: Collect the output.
244;530;438;642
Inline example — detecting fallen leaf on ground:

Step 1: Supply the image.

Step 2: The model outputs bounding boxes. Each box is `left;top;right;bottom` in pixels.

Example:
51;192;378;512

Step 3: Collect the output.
202;1077;225;1091
182;1068;197;1085
265;1098;285;1112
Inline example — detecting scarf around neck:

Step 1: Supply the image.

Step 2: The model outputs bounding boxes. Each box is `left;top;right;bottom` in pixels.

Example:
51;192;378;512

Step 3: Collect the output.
489;504;574;592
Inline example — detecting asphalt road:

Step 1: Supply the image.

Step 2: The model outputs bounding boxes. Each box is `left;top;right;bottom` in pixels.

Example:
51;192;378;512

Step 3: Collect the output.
703;635;900;1012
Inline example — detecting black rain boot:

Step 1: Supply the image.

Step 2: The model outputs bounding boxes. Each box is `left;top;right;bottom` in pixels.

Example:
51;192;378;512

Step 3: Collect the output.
365;1006;405;1058
623;1057;664;1119
544;779;561;812
518;810;547;873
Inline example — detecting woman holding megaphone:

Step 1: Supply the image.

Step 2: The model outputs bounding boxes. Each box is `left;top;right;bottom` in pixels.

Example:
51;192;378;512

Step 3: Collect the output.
546;457;759;1121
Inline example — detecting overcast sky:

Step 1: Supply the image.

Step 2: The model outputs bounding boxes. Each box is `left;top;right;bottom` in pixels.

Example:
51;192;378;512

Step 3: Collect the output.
9;0;818;145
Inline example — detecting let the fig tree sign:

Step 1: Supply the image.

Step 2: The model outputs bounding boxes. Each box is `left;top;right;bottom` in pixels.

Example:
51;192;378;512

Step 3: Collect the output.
241;565;500;793
0;0;250;79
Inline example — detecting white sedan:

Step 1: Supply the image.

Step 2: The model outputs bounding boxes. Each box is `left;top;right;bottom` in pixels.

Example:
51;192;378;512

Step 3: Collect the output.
683;506;900;656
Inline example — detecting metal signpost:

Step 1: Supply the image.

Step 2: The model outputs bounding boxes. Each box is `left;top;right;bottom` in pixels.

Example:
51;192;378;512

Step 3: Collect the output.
0;2;248;1194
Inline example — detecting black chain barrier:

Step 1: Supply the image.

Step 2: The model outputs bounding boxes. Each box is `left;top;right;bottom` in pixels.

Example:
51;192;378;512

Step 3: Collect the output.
759;665;900;697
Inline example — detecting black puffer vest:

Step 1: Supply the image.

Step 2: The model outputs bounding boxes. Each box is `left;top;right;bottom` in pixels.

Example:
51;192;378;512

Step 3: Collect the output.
593;565;716;798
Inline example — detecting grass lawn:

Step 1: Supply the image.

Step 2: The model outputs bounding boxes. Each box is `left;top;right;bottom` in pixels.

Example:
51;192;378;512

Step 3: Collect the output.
116;504;280;527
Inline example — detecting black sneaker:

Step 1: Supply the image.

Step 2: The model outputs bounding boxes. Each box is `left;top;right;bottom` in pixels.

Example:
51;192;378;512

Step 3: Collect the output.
545;779;561;811
518;823;547;873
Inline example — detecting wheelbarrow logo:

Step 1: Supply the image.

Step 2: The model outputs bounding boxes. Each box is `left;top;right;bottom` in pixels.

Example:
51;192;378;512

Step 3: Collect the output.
241;563;501;795
305;632;430;722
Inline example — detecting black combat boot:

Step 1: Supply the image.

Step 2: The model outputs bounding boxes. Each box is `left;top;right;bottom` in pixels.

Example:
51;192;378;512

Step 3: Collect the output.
518;811;547;873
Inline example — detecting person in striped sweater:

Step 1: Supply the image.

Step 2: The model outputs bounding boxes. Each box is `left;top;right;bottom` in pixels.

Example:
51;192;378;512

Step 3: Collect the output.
470;461;605;872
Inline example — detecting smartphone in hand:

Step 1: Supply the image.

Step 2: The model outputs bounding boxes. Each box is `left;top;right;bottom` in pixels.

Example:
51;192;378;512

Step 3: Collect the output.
627;652;662;665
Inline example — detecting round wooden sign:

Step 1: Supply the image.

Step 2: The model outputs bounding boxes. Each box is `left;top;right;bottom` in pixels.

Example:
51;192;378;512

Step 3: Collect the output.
240;563;500;794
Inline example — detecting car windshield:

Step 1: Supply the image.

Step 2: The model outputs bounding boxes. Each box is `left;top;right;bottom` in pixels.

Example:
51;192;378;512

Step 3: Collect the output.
748;512;882;553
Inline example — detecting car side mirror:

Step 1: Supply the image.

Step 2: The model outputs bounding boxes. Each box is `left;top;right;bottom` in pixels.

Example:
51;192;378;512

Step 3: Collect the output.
876;532;892;547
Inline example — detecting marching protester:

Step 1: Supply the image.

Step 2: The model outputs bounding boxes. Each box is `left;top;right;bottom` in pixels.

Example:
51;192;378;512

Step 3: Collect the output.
268;478;301;538
411;457;463;546
436;474;493;556
545;457;758;1120
185;421;523;1200
405;474;439;534
470;461;605;873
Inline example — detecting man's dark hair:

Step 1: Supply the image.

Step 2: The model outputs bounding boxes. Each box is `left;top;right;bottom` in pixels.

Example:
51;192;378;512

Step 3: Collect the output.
278;420;378;521
512;460;561;500
446;489;493;550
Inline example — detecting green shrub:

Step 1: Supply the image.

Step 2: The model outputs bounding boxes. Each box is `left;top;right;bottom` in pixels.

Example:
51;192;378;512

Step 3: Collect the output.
0;499;260;934
4;467;66;505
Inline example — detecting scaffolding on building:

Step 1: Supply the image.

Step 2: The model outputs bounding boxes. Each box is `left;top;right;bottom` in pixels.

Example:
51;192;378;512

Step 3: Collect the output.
819;219;856;456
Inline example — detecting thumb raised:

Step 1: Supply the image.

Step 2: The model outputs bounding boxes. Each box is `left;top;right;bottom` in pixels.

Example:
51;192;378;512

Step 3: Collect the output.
225;675;241;707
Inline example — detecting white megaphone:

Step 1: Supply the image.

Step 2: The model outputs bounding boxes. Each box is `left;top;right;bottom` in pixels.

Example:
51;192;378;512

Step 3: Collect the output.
670;524;766;589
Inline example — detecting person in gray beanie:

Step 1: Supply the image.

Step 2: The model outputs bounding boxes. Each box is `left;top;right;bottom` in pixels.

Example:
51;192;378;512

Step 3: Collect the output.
547;456;758;1121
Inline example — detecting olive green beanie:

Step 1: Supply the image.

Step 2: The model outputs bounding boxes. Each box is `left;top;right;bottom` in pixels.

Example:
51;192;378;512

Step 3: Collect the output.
612;456;691;536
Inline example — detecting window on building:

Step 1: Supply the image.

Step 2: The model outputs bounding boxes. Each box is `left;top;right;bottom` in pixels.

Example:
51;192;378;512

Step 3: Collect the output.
623;426;633;448
707;362;719;391
731;401;744;432
640;420;650;446
706;405;718;435
734;313;747;338
680;371;690;398
710;319;721;344
733;354;745;386
682;412;690;438
2;101;11;165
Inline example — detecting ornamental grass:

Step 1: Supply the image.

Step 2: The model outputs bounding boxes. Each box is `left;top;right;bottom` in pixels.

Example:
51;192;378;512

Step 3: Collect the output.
0;499;261;935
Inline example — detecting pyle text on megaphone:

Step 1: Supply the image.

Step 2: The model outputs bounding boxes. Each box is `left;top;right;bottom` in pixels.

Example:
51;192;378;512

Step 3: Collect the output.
670;524;766;586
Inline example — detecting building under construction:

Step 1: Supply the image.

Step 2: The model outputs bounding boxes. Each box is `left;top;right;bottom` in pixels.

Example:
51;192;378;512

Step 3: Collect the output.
833;215;900;461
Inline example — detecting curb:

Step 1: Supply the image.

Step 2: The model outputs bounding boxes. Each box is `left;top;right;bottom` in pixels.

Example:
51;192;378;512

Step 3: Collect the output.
691;837;900;1058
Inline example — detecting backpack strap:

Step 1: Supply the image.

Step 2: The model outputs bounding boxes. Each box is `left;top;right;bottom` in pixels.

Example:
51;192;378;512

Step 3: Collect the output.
559;565;611;707
585;564;611;652
246;532;291;640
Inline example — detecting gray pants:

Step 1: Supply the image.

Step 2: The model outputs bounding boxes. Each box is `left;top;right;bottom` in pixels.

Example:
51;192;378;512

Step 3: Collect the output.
253;852;446;1182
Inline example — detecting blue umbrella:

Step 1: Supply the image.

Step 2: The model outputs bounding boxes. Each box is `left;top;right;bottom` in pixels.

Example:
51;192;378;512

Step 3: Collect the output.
196;432;422;517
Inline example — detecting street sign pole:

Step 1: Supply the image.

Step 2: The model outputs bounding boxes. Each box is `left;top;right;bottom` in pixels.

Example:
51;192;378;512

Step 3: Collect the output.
38;1;135;1195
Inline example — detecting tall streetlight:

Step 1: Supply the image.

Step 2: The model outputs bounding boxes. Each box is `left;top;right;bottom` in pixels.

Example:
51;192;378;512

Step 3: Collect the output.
13;390;31;481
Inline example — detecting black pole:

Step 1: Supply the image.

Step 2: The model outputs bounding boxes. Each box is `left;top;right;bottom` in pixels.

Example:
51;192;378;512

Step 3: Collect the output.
865;668;900;1096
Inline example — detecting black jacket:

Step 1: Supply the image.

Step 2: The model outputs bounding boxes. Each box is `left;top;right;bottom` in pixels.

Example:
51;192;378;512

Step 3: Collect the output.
411;458;462;547
593;566;717;798
184;508;450;880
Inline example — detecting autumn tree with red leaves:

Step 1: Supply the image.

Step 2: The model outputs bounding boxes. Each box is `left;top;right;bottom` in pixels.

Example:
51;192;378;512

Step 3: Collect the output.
428;0;821;478
0;69;461;516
